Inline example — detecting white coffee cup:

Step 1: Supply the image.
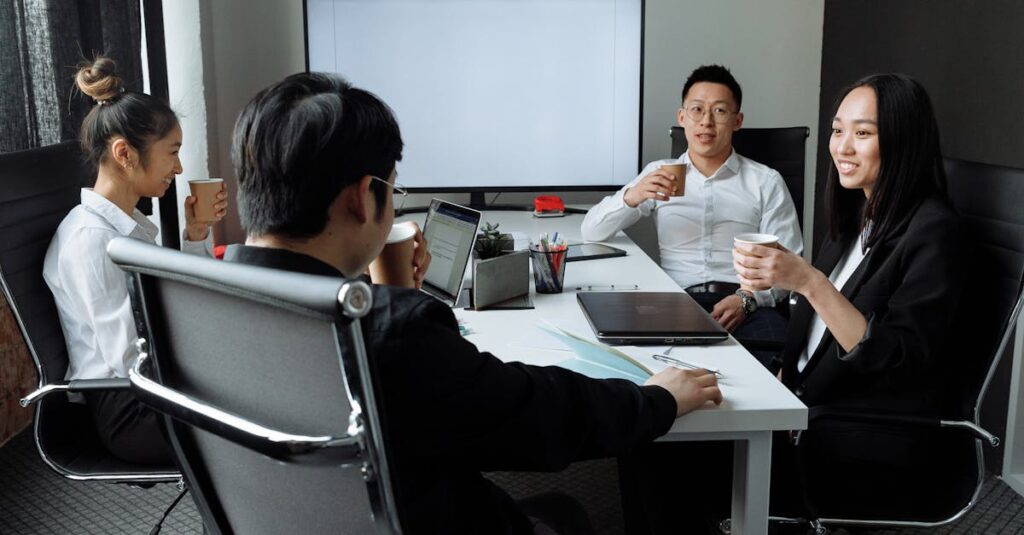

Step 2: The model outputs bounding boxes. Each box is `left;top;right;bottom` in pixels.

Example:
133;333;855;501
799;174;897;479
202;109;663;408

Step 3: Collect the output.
733;233;780;248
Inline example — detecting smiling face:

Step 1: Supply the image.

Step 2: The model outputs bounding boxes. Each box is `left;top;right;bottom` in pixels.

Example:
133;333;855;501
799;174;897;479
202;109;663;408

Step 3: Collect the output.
131;123;183;198
678;81;743;169
830;86;881;198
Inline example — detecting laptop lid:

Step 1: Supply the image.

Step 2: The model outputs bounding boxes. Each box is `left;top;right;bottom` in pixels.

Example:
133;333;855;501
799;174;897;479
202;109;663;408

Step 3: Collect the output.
420;199;482;306
577;291;728;345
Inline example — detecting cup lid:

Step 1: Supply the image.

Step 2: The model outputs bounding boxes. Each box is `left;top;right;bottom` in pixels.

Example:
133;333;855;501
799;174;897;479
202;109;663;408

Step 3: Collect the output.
734;233;779;245
386;222;416;244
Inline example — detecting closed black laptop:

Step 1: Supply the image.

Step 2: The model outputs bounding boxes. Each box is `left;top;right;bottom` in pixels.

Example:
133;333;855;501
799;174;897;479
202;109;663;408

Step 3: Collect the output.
577;291;729;345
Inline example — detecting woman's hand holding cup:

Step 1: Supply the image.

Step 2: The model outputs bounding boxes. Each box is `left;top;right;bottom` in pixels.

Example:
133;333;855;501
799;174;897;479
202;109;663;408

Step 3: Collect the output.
732;233;815;294
184;178;228;241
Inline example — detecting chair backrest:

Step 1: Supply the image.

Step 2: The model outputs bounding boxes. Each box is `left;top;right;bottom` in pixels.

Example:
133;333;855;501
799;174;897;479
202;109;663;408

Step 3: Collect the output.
670;126;809;228
109;237;401;534
0;141;89;388
944;158;1024;420
0;141;136;479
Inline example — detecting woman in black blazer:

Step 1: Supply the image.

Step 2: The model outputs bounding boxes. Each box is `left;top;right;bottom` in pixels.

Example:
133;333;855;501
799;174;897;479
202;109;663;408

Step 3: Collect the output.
732;73;966;518
622;74;967;533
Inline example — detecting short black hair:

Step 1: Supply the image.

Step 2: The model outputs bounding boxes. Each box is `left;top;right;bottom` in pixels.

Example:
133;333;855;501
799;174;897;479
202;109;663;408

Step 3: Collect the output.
824;73;947;246
681;65;742;110
232;72;403;238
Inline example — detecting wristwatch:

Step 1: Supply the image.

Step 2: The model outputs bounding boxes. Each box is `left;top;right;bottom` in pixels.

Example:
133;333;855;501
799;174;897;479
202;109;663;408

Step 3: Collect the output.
735;289;758;315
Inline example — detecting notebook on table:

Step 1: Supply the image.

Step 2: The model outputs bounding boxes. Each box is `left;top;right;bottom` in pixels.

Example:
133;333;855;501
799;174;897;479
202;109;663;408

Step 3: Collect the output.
577;291;729;345
420;199;482;307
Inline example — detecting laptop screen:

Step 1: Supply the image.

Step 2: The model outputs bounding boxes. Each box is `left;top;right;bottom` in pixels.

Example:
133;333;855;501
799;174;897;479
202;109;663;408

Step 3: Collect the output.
421;199;481;300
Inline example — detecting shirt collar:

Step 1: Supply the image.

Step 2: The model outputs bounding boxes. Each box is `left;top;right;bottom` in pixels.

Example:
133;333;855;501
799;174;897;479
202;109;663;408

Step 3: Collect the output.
80;188;159;241
676;148;740;179
223;244;345;278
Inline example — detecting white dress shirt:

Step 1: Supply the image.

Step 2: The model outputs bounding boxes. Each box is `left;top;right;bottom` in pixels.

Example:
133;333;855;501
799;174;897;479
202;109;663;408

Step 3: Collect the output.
581;150;802;294
798;236;868;372
43;189;213;383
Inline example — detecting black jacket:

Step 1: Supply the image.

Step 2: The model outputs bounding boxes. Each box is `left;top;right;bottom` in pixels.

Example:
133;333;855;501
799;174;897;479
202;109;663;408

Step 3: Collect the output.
224;245;676;534
781;196;966;415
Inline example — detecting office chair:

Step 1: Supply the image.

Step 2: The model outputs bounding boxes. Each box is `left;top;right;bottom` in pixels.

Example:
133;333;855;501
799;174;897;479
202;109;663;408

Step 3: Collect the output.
758;158;1024;534
107;237;402;534
670;126;809;229
0;141;180;483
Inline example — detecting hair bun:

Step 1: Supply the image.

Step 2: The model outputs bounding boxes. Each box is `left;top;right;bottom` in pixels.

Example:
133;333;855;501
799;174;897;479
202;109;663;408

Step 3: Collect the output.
76;57;124;104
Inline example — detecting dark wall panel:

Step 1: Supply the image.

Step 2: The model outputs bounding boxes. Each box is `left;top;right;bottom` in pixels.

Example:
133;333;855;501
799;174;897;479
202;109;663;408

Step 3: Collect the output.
817;0;1024;473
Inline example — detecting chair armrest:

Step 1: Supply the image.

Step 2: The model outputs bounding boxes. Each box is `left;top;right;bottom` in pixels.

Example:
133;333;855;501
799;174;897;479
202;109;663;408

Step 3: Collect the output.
805;406;999;447
20;378;130;407
128;352;364;461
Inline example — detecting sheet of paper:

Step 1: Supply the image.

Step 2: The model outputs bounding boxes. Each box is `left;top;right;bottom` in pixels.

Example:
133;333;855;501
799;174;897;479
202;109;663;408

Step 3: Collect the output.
539;322;652;384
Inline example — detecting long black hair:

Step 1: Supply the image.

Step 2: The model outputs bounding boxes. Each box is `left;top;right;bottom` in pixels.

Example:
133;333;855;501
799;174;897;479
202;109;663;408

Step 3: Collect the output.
824;73;947;245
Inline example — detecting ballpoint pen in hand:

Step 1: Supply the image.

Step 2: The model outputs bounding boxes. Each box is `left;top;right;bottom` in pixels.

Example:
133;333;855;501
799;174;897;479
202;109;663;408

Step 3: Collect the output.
652;353;722;377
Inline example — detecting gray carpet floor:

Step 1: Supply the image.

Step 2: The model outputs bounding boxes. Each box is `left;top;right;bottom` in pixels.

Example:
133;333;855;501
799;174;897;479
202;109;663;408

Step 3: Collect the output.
2;428;1023;534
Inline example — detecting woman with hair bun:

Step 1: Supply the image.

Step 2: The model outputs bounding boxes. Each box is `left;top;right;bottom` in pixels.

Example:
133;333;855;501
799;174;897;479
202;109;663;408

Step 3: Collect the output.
43;56;227;464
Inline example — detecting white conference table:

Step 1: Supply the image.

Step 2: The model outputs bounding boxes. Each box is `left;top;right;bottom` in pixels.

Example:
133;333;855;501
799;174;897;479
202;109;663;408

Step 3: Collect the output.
401;209;807;535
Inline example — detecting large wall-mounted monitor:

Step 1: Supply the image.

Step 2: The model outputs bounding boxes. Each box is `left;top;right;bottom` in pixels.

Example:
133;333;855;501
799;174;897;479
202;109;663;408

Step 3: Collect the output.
305;0;643;194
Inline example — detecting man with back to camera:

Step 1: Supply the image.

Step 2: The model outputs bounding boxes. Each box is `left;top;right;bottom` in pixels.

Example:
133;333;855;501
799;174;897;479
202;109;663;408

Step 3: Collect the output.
224;71;723;535
582;65;802;365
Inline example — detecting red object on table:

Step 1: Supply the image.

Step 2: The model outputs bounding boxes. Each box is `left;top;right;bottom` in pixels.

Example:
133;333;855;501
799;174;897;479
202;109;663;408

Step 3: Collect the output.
534;195;565;216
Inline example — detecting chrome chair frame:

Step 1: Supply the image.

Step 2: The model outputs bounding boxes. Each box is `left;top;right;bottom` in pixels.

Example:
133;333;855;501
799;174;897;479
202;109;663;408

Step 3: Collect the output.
112;237;401;533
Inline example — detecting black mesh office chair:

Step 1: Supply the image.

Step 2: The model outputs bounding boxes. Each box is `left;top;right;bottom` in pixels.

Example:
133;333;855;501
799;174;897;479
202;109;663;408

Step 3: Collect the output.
108;237;402;534
0;141;179;483
670;126;808;228
762;158;1024;534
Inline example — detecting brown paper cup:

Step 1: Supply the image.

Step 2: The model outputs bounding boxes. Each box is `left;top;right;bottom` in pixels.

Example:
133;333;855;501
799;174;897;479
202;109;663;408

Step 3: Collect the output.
369;223;417;287
188;179;225;223
659;163;686;197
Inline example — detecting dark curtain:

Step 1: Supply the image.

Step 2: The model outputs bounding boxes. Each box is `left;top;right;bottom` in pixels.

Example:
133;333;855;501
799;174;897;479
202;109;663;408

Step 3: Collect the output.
0;0;144;153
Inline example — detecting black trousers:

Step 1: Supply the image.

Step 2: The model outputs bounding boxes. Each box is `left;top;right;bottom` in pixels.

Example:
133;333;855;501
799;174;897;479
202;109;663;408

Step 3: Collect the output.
85;390;173;465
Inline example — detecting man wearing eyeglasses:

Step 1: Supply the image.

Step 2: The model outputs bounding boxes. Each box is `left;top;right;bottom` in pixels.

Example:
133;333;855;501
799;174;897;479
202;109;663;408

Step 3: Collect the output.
582;65;802;367
225;72;723;535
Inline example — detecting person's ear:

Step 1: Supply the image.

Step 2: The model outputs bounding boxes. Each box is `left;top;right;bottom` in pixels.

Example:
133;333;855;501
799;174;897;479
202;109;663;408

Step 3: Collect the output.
677;106;686;128
110;137;137;172
733;111;744;132
345;175;374;224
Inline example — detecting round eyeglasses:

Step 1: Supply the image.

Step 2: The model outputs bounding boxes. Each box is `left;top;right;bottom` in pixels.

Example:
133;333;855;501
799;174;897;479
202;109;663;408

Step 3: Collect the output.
682;103;736;124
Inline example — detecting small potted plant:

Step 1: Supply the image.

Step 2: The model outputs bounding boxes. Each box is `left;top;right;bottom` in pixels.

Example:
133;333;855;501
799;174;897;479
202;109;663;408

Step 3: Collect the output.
475;222;506;260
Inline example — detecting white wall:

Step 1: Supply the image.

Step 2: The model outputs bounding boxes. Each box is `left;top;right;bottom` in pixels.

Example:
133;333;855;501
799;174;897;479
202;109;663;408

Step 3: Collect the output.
166;0;823;250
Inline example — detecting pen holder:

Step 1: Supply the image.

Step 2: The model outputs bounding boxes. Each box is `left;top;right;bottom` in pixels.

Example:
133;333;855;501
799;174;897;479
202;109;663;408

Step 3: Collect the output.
530;246;567;293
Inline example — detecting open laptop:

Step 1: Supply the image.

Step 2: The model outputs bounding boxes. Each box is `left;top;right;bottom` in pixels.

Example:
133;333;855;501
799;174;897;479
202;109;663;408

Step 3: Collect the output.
577;291;729;345
420;199;482;307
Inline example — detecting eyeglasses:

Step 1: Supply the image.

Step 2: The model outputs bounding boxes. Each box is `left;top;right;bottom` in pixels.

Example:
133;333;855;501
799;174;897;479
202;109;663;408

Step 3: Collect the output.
369;175;408;213
682;103;736;124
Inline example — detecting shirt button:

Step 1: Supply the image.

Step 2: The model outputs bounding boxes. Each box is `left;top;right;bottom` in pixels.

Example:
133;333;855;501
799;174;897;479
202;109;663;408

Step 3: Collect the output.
794;386;805;397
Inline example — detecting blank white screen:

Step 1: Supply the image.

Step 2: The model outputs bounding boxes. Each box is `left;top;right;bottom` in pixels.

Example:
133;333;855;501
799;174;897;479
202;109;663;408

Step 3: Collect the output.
307;0;641;190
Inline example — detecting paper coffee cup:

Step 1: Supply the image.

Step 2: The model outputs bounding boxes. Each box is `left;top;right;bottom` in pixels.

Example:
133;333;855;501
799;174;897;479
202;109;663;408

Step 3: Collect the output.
369;223;417;288
733;233;780;248
659;163;686;197
188;178;225;223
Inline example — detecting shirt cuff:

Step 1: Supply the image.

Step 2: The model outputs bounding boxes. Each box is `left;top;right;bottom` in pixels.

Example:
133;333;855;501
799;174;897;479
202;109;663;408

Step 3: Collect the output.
181;230;215;258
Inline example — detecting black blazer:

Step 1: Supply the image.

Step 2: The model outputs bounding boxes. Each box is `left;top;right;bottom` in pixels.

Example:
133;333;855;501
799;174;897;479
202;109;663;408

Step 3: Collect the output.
224;245;676;535
782;196;966;414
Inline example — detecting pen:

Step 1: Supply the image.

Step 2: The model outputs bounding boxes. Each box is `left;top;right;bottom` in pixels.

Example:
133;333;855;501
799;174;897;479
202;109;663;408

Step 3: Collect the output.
575;284;640;291
651;353;722;377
